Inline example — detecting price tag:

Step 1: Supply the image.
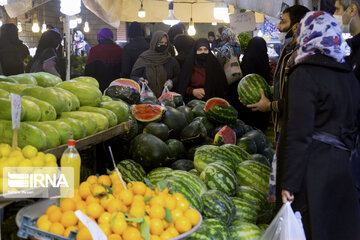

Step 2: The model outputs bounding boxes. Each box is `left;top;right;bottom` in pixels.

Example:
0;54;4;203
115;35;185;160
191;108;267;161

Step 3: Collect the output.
75;210;107;240
11;93;21;130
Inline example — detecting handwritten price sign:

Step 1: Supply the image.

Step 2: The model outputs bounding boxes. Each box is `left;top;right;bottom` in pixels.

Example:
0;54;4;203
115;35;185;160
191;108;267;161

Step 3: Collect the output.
230;12;256;33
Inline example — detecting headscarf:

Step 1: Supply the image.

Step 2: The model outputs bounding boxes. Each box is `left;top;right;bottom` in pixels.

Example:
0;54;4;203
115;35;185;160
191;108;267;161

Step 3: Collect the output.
217;27;241;59
174;35;195;66
168;23;185;44
177;38;228;102
74;30;84;42
97;28;113;41
0;23;22;45
295;11;346;64
132;31;172;97
128;22;143;39
34;29;62;58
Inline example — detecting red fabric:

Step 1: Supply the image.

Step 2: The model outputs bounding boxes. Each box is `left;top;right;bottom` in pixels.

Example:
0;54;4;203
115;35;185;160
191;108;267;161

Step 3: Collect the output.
186;66;206;96
86;44;123;65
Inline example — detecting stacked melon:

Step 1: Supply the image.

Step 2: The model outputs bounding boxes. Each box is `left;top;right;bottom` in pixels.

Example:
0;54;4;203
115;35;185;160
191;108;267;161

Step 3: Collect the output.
0;73;130;150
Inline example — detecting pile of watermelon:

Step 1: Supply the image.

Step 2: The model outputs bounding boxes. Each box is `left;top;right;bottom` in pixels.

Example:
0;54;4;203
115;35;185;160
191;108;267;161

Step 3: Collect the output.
110;94;276;239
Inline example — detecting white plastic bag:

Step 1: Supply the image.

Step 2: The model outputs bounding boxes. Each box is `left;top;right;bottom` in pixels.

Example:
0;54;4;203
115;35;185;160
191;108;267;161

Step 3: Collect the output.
140;79;154;101
261;202;306;240
161;86;169;96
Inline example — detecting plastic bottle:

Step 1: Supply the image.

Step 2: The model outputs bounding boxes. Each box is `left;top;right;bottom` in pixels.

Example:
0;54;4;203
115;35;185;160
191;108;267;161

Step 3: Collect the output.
61;139;81;189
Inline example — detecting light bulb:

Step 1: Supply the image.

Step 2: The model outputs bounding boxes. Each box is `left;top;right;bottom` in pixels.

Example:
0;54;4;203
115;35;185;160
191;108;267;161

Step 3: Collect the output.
214;2;228;20
0;19;2;27
83;21;90;33
32;22;40;33
41;23;47;33
17;21;22;32
212;22;218;26
76;15;82;24
0;0;7;6
163;3;180;26
223;14;230;23
138;9;146;18
257;30;263;37
188;25;196;36
60;0;81;16
69;19;78;29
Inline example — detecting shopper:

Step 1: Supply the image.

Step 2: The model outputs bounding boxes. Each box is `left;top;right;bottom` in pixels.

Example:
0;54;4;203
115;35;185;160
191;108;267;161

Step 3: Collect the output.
131;31;180;98
85;28;122;92
215;27;241;67
72;30;90;56
121;22;149;78
26;29;65;79
176;38;228;103
167;23;185;56
207;31;217;51
228;37;271;131
278;11;360;239
174;34;195;69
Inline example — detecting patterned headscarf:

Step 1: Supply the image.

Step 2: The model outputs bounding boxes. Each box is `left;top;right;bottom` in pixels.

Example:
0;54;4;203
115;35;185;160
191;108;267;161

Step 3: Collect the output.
218;27;241;59
295;11;346;64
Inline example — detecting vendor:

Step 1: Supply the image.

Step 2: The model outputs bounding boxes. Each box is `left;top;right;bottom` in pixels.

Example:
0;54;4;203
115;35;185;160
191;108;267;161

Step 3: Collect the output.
72;30;90;57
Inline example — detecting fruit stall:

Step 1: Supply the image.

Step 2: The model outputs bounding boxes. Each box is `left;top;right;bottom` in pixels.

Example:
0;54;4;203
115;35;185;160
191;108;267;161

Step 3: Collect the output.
0;72;275;239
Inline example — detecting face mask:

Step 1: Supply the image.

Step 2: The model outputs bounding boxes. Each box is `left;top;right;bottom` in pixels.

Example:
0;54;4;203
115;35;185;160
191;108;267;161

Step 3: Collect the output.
334;13;350;33
278;26;294;45
196;53;208;61
155;44;167;53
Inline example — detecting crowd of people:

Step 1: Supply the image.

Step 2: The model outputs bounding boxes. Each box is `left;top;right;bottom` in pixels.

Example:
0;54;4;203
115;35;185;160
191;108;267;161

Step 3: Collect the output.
1;0;360;238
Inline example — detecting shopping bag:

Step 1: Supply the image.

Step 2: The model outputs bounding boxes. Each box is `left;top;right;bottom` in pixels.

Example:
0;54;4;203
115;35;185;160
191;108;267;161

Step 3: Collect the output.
260;202;306;240
215;46;242;85
140;80;155;102
161;86;169;97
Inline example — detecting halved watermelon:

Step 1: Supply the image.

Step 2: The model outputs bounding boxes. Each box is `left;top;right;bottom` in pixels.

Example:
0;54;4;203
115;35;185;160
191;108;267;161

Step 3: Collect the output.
214;125;236;146
109;78;141;93
131;104;164;122
158;92;183;107
204;97;230;112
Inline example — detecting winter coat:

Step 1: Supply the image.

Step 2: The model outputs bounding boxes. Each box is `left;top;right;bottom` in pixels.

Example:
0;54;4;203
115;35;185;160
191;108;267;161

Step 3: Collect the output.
121;38;149;78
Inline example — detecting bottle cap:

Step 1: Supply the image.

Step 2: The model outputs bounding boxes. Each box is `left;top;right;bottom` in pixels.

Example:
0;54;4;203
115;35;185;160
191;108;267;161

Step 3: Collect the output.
68;139;75;146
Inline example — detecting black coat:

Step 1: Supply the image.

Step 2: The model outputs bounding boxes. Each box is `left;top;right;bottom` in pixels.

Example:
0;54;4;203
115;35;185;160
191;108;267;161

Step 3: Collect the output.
278;54;360;240
121;38;149;78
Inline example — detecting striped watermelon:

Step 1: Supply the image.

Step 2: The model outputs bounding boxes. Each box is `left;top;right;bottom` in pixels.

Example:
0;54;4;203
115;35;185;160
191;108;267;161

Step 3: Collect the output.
201;190;236;225
229;220;262;240
237;73;271;105
194;145;236;172
258;224;269;233
251;154;270;167
158;177;203;212
235;186;269;213
220;144;252;166
206;104;238;125
200;162;238;196
188;225;224;240
188;168;200;176
235;161;271;194
204;97;230;112
203;219;230;239
146;167;172;185
232;197;258;224
165;170;207;195
116;159;146;182
214;125;236;146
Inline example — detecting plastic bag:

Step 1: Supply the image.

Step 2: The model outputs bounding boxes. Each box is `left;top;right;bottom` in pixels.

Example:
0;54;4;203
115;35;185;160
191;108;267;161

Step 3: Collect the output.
161;86;169;96
261;202;306;240
140;79;155;101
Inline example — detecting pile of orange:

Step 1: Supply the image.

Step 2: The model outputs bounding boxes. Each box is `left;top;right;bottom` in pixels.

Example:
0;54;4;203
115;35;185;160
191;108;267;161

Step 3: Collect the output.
36;171;200;240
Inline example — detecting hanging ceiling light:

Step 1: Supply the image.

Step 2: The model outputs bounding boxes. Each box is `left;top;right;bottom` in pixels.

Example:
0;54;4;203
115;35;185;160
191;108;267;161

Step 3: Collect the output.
214;1;228;20
41;6;47;33
0;0;7;6
17;21;22;32
138;0;146;18
212;22;218;26
60;0;81;16
84;21;89;32
32;13;40;33
69;16;78;29
162;2;180;26
187;4;196;36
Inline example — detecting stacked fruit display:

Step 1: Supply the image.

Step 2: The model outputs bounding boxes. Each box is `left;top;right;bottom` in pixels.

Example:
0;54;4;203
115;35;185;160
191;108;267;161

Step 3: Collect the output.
0;143;58;194
35;173;201;240
0;73;130;150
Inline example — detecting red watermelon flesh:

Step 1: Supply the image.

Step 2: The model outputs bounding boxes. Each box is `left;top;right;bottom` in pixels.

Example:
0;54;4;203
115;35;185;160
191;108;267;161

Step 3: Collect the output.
214;125;236;146
132;104;164;122
158;92;183;106
204;97;230;112
110;78;141;93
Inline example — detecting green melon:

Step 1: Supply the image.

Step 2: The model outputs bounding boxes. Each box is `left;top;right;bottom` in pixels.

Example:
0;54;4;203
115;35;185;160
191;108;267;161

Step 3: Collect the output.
56;118;87;140
9;73;37;85
26;122;61;149
0;98;25;121
21;98;41;121
79;106;118;128
30;72;62;87
60;112;98;136
52;87;80;111
72;76;99;88
100;100;129;124
22;96;57;121
43;121;74;145
0;89;9;98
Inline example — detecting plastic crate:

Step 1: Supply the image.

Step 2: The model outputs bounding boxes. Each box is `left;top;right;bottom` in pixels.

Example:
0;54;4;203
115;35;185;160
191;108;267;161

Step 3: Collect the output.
17;214;77;240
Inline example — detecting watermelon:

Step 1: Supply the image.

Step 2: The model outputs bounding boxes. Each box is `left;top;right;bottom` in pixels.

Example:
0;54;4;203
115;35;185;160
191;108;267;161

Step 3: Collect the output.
235;160;271;194
159;98;176;108
201;190;236;225
229;220;262;240
192;104;206;117
158;177;203;212
146;167;172;185
206;104;238;124
204;97;230;112
230;119;246;138
177;106;194;124
117;116;139;141
180;121;207;145
237;73;271;105
187;145;201;160
140;96;160;105
203;219;230;239
244;130;267;153
187;99;205;109
143;122;169;141
220;144;252;166
165;170;207;195
214;125;236;146
235;186;269;213
158;91;183;107
162;107;187;138
109;78;141;93
193;116;215;137
232;197;258;223
237;136;257;154
171;159;193;171
194;145;236;172
104;85;140;104
262;147;275;162
200;162;238;196
166;139;186;160
131;104;164;122
116;159;146;183
188;168;200;176
251;154;270;167
188;225;224;240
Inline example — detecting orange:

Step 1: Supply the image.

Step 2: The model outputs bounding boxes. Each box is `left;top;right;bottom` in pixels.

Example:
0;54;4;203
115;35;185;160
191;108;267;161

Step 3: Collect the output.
79;182;91;200
164;196;176;210
98;223;112;236
133;195;145;203
86;175;98;184
113;184;125;195
150;196;165;207
129;202;145;218
122;227;141;240
77;217;95;229
149;205;165;219
174;216;191;233
111;217;128;235
176;199;190;211
118;189;134;206
36;215;48;227
48;209;62;223
108;234;122;240
64;226;78;237
98;212;112;225
46;205;60;215
106;199;123;213
61;211;78;227
184;209;200;226
150;235;162;240
162;219;170;229
132;182;146;195
100;194;115;209
144;187;154;198
86;195;100;205
76;227;92;240
49;222;65;236
91;183;107;197
171;209;183;222
98;175;112;187
36;219;51;232
173;193;184;201
60;198;76;212
160;230;173;240
144;216;151;226
167;227;179;237
150;218;164;235
76;200;87;213
86;202;104;219
109;171;122;185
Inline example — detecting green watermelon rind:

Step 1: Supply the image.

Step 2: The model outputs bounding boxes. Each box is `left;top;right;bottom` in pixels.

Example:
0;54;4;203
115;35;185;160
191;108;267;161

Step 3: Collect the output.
232;197;258;224
165;170;207;195
117;159;146;183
